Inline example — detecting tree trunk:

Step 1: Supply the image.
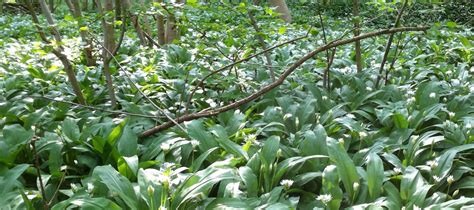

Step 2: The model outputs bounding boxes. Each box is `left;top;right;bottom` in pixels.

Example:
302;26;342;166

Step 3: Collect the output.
154;0;166;45
123;0;148;46
165;12;179;43
353;0;362;73
65;0;96;66
96;0;118;107
82;0;88;11
35;0;86;104
48;0;53;12
248;11;275;81
268;0;292;23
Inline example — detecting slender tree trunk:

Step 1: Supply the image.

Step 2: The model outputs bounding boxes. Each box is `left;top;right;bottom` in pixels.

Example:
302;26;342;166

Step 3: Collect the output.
353;0;362;73
123;0;148;46
268;0;292;23
139;0;152;39
248;11;275;81
375;0;408;88
115;0;121;21
154;0;165;46
96;0;118;107
33;0;86;104
82;0;88;11
48;0;54;12
165;10;179;43
65;0;96;66
0;0;4;15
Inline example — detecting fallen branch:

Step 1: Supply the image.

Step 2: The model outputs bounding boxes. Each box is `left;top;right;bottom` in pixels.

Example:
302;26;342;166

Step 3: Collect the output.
185;31;311;112
141;26;429;138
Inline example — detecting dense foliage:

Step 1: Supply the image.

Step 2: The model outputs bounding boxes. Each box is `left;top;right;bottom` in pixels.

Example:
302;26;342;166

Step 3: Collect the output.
0;1;473;209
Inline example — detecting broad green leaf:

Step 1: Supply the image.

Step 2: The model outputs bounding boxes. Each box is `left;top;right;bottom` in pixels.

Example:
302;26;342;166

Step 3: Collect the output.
93;165;139;209
327;138;360;201
238;166;258;197
366;152;384;201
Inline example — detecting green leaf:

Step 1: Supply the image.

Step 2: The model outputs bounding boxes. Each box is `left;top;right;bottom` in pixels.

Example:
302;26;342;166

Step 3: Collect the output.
327;138;360;201
322;165;343;210
261;136;280;167
0;164;29;195
62;117;80;141
238;166;258;197
93;165;139;209
3;124;34;147
52;198;121;210
190;147;218;172
366;152;384;201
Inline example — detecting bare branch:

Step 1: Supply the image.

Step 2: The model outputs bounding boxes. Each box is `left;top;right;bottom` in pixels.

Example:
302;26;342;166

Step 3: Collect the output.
141;26;429;138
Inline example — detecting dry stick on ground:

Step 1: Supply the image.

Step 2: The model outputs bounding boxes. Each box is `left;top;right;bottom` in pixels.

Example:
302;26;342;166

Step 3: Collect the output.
375;0;408;88
36;95;162;120
142;26;429;138
248;10;276;81
87;34;186;132
185;32;311;113
27;0;86;105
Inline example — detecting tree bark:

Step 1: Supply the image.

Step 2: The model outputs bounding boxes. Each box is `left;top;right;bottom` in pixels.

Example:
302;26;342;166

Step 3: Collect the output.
248;11;275;81
32;0;86;104
154;0;166;46
65;0;96;66
165;9;179;43
123;0;148;46
268;0;292;23
353;0;362;73
96;0;118;107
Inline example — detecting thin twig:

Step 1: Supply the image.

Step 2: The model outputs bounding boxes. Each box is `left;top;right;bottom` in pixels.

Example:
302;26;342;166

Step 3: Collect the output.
87;32;186;132
31;136;49;210
35;95;161;120
185;30;311;113
248;10;275;81
141;26;429;138
375;0;409;88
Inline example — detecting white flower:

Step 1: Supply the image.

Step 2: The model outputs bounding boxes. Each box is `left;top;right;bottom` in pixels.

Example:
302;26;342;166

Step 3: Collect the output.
427;160;438;169
447;175;455;184
322;96;328;100
453;189;459;197
359;131;368;139
338;138;344;144
317;194;332;204
347;113;356;119
466;123;472;129
393;167;402;175
366;87;373;91
470;86;474;94
407;97;416;104
451;79;460;86
160;143;171;152
277;149;283;158
432;175;442;183
353;182;360;190
147;185;154;194
283;113;293;120
429;92;437;99
413;205;421;210
448;112;455;118
446;70;453;75
190;140;200;148
280;179;294;189
407;90;415;96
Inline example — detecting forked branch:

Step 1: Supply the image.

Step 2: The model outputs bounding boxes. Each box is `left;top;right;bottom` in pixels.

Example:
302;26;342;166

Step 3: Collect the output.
141;26;429;138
